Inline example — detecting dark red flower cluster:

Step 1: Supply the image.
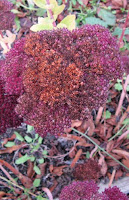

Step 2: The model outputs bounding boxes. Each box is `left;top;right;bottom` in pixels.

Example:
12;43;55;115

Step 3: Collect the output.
59;181;128;200
0;79;23;134
59;180;108;200
103;187;128;200
0;0;15;30
73;159;101;181
1;25;124;136
0;38;29;96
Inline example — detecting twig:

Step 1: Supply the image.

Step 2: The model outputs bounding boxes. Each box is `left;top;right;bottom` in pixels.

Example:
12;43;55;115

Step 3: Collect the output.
108;168;116;187
95;107;103;125
46;0;56;28
117;129;129;142
70;149;82;168
72;128;129;171
119;10;129;48
115;74;129;117
114;104;129;132
0;175;47;199
0;164;17;184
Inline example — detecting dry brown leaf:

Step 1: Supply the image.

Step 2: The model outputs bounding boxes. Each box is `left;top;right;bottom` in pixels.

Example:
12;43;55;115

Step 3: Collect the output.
115;169;123;180
0;143;26;154
111;0;127;8
70;149;82;168
0;31;16;54
106;141;115;153
49;165;68;176
112;149;129;159
98;152;108;176
69;147;76;158
122;158;129;168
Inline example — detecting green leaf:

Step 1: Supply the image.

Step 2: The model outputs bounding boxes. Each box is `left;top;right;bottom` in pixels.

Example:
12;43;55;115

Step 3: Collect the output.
103;110;111;119
29;156;35;162
71;0;76;6
11;9;22;14
30;22;53;32
77;0;83;5
35;133;39;139
36;8;46;16
122;118;129;125
57;15;76;30
33;179;41;187
14;131;24;142
42;150;48;155
38;136;43;144
86;151;90;158
114;83;123;91
126;85;129;92
38;158;44;164
4;142;15;147
98;8;116;26
15;154;30;164
27;125;34;133
34;165;41;175
113;27;129;38
84;17;107;27
14;16;21;32
25;135;33;143
33;0;52;9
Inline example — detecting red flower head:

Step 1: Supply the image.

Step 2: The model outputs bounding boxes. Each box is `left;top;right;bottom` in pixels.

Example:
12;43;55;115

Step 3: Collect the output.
0;0;15;30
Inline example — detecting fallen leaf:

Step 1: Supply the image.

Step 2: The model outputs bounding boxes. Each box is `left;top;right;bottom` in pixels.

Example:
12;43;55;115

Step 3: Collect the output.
50;165;68;176
70;149;82;168
98;152;108;176
122;158;129;168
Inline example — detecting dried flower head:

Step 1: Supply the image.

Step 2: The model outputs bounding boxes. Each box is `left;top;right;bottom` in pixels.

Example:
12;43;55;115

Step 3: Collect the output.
103;186;128;200
59;180;108;200
73;159;101;181
0;79;23;134
1;25;124;136
0;0;15;30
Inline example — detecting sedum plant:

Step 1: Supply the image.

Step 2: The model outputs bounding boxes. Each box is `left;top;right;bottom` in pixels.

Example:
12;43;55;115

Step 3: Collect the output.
0;79;23;134
0;0;15;30
59;181;128;200
0;24;124;136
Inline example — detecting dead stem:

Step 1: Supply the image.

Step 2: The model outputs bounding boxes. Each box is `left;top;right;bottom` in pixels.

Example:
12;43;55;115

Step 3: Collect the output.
119;10;129;48
72;128;129;171
117;129;129;142
95;107;103;125
46;0;56;28
115;104;129;132
0;164;17;184
115;74;129;117
108;168;116;187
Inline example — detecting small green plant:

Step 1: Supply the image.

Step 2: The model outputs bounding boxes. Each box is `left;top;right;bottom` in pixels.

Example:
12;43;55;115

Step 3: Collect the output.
114;77;129;92
30;0;76;32
14;126;48;173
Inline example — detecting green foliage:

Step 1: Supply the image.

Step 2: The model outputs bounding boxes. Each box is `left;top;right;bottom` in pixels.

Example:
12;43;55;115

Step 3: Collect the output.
31;0;76;31
4;141;16;147
33;179;41;187
98;8;116;26
103;110;111;119
84;17;107;27
114;77;129;92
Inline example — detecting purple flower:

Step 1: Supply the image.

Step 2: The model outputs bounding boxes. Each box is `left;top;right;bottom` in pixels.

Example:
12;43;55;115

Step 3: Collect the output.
0;0;15;30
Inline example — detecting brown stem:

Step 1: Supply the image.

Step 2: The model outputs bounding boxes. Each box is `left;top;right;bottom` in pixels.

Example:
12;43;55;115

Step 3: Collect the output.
115;74;129;117
46;0;56;28
119;10;129;48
